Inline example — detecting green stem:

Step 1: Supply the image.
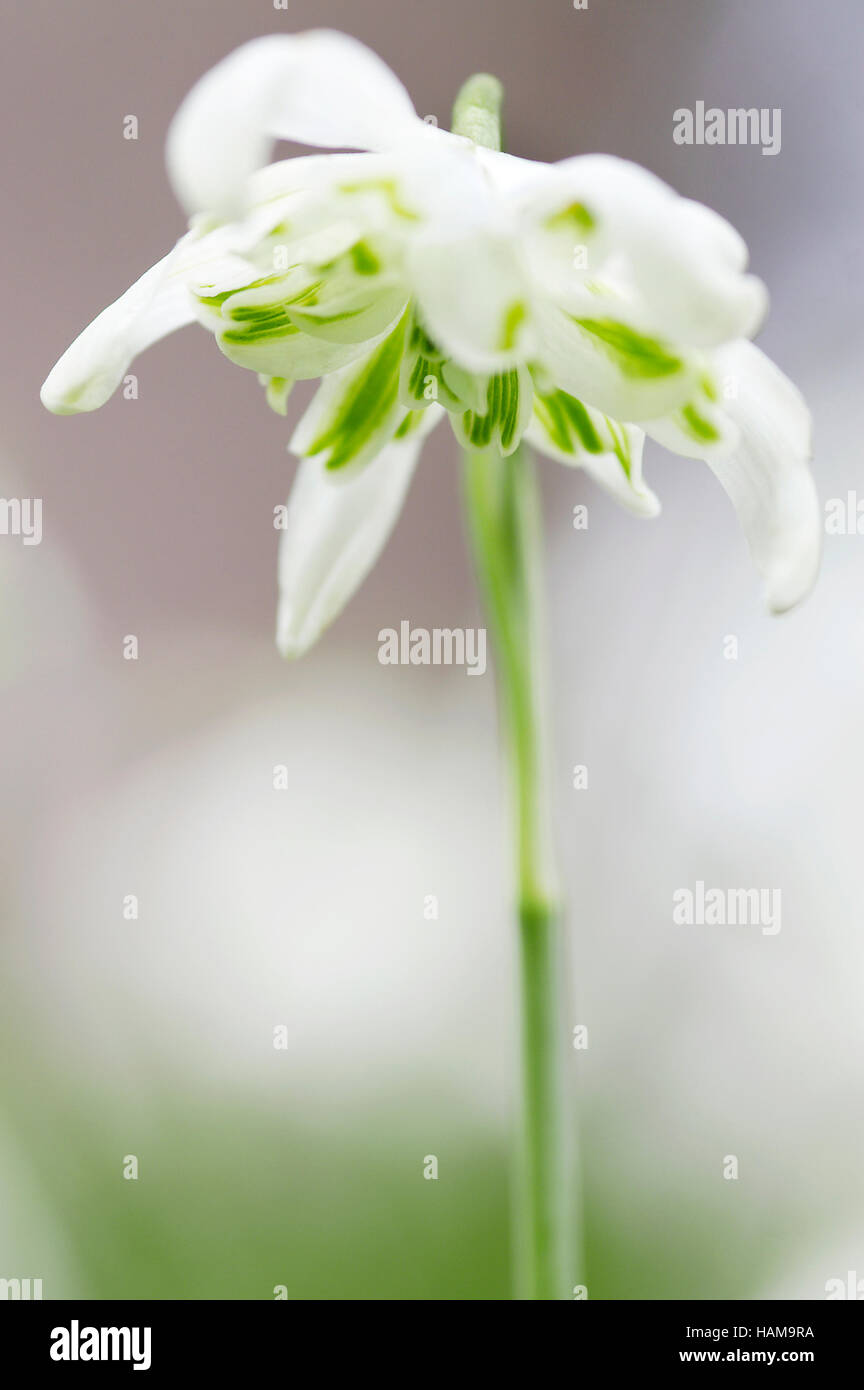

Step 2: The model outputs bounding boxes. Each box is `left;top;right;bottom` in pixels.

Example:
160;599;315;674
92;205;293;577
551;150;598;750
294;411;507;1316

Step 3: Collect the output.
463;446;574;1300
454;70;576;1302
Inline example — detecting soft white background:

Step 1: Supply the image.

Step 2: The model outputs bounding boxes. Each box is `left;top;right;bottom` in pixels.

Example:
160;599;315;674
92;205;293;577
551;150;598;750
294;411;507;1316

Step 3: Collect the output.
1;0;862;1297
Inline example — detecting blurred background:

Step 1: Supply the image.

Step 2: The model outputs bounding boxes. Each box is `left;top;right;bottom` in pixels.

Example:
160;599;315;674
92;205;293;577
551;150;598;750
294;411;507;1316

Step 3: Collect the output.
1;0;863;1299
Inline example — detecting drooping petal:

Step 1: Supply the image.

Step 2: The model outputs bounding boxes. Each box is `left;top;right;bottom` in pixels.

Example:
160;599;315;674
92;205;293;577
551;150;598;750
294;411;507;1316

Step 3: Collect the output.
39;216;279;415
526;386;659;517
625;192;767;350
512;154;766;349
277;407;442;657
700;340;819;612
448;363;535;458
536;296;701;423
289;313;408;471
641;368;740;459
166;32;424;221
40;237;197;414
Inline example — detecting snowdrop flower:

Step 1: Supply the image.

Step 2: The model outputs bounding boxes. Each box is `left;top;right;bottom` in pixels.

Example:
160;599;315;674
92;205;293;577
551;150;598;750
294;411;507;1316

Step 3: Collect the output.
41;31;819;655
39;30;824;1302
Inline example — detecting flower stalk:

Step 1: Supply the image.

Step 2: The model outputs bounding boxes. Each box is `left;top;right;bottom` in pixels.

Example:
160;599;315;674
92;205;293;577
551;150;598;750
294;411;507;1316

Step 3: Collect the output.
455;75;573;1301
462;443;574;1299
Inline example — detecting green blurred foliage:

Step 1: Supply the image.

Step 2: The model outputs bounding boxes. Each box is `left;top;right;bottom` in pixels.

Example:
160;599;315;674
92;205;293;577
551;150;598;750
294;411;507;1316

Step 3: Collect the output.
1;1039;788;1300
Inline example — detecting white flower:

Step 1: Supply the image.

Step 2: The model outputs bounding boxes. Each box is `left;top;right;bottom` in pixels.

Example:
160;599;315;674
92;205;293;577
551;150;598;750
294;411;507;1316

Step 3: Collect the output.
41;31;820;653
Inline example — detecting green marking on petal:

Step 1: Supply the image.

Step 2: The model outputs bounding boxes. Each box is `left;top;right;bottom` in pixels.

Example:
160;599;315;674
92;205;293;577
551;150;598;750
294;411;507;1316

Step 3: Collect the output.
700;372;719;403
544;201;596;236
457;367;531;457
407;353;428;400
349;240;382;276
572;317;683;378
261;375;293;416
290;305;368;329
499;300;528;352
197;273;300;313
558;393;604;453
215;277;324;346
408;317;445;361
308;313;408;471
196;289;235;311
223;320;302;344
398;312;470;412
534;389;603;455
604;416;632;477
337;178;421;222
680;402;721;443
533;392;570;454
394;410;426;439
228;287;321;323
533;387;633;478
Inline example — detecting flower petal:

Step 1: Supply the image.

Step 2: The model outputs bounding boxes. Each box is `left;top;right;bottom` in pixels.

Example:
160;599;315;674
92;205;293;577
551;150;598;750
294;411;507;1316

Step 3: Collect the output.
289;313;408;471
448;363;535;458
702;341;819;612
39;217;276;415
277;407;442;656
536;297;701;423
166;32;423;221
641;369;740;459
219;321;379;381
408;229;533;374
517;154;766;349
40;237;197;415
626;193;767;349
526;387;658;517
191;246;405;380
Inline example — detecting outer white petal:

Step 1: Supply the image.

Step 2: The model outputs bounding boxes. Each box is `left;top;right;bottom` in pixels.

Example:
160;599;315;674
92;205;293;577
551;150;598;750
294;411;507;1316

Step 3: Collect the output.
166;32;424;221
704;340;819;613
277;408;442;657
641;373;741;460
507;154;766;349
535;298;701;423
39;219;275;416
525;403;658;518
40;237;197;415
577;439;659;518
626;193;767;349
